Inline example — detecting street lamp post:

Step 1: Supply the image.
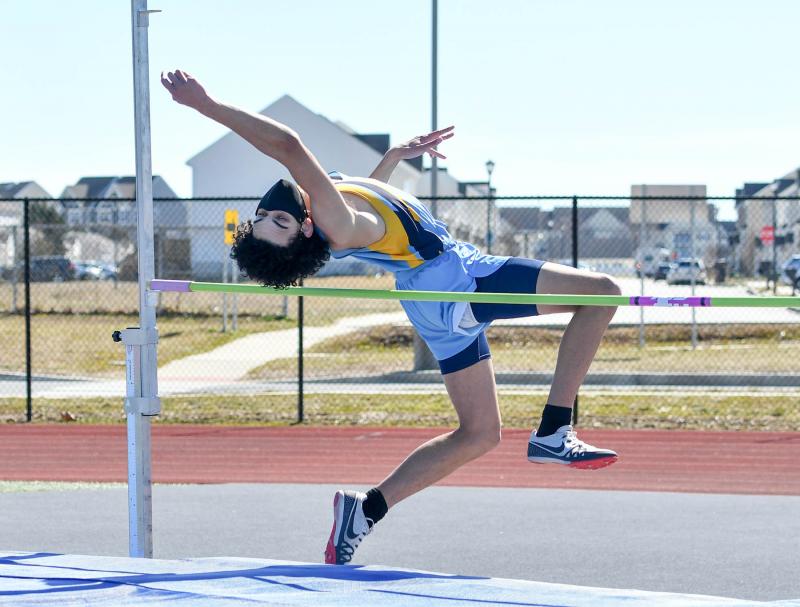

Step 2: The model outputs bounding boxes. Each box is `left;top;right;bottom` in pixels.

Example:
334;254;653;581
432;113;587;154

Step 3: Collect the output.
485;160;495;254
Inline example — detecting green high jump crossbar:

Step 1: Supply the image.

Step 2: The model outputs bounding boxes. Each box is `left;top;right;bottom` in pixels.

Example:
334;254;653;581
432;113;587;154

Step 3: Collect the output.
150;279;800;308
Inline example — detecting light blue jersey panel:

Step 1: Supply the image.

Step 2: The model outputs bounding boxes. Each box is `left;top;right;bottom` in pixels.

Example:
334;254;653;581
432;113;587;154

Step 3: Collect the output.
327;173;508;360
396;241;508;360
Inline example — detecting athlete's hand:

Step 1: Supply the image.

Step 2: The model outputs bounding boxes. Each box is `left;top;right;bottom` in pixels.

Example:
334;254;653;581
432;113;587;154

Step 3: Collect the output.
160;69;213;112
392;126;454;160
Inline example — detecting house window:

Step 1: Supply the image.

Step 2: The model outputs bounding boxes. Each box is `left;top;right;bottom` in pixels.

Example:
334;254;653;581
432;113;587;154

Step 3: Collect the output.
97;203;114;224
118;205;134;225
67;208;83;225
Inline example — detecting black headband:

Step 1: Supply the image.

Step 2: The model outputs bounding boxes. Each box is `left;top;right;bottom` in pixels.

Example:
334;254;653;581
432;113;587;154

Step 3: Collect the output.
256;179;306;224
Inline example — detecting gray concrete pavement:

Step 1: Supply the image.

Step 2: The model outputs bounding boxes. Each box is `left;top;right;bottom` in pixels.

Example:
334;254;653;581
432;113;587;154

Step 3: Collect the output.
1;482;798;602
3;374;800;400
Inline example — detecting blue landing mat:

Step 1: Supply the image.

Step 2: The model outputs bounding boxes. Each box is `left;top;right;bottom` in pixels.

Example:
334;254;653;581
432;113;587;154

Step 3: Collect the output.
1;552;798;607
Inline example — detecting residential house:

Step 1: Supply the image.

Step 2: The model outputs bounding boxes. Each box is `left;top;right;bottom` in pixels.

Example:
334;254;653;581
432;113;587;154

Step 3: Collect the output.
734;169;800;275
0;181;52;269
59;176;187;275
630;185;718;266
60;176;182;227
497;205;635;274
496;206;542;258
547;206;635;272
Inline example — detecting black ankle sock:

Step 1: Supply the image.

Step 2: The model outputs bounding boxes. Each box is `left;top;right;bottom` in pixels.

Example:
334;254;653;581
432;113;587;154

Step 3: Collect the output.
535;404;573;437
362;488;388;525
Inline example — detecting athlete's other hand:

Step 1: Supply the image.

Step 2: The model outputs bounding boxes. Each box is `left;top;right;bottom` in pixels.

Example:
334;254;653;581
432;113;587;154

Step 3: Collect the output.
393;126;454;161
161;69;212;111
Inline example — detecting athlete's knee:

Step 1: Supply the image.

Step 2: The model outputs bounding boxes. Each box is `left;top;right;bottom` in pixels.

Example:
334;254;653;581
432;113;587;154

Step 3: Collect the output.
458;422;502;456
594;273;622;297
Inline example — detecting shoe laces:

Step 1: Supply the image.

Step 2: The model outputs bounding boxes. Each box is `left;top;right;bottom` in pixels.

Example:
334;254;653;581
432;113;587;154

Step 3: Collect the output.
563;429;587;453
337;519;374;564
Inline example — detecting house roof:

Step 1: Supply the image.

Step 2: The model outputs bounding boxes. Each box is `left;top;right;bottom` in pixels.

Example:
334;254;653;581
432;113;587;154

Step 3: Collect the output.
548;206;629;229
0;181;49;198
185;94;422;177
0;182;31;197
736;167;800;201
72;177;117;198
62;176;173;199
498;206;542;231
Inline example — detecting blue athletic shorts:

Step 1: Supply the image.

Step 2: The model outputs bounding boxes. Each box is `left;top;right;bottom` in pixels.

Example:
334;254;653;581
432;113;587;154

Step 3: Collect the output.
437;257;545;374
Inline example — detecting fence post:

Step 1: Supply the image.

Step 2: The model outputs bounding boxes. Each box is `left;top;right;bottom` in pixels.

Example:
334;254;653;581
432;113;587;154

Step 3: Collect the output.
222;248;228;332
298;280;304;423
571;195;579;426
772;194;778;295
24;198;32;422
638;187;647;349
232;256;238;332
10;225;18;313
690;188;698;349
113;237;119;289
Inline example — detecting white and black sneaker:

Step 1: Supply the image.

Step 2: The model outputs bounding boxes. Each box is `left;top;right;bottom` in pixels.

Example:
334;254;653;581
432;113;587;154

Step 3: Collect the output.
527;425;617;470
324;490;374;565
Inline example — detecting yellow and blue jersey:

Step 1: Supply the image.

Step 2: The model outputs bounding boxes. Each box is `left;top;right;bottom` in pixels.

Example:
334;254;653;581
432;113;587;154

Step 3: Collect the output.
329;173;454;277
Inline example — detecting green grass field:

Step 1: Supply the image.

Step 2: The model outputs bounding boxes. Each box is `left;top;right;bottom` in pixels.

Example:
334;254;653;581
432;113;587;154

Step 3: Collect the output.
248;323;800;379
0;275;398;377
0;313;295;377
0;275;399;318
1;390;796;430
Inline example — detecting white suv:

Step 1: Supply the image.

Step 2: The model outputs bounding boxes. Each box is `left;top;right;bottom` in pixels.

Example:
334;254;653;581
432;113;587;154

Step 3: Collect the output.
667;258;706;285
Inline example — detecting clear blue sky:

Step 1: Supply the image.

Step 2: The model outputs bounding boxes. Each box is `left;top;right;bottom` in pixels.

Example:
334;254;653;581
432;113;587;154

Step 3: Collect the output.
3;0;799;206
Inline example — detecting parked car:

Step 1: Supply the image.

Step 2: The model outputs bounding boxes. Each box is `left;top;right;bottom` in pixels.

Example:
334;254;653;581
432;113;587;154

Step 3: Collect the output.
74;261;104;281
74;261;118;281
634;247;672;278
95;262;119;281
6;256;77;282
780;255;800;286
666;258;706;285
654;262;674;281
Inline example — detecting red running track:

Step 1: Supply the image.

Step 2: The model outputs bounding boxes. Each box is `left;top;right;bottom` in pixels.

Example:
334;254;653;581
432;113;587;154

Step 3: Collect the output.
1;425;799;495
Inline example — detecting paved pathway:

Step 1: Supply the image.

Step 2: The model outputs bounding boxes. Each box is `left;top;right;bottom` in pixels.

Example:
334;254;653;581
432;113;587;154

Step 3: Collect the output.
158;311;406;382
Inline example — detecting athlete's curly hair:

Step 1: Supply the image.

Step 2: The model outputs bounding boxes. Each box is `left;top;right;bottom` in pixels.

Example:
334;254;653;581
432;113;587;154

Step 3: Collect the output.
230;220;330;288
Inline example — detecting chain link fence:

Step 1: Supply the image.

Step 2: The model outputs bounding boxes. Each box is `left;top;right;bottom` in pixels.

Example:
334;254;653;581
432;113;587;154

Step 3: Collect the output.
1;193;799;430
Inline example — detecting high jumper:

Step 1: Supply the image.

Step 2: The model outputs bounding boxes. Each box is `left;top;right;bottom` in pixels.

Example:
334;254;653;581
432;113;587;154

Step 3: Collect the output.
162;69;620;566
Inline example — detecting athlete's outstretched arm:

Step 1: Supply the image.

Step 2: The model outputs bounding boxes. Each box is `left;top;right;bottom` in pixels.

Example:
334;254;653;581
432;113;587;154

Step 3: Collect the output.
160;69;357;246
369;126;455;182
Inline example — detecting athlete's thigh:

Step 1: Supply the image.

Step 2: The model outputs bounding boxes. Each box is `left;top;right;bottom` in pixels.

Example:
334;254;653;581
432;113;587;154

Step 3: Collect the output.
535;262;620;315
471;257;543;322
441;358;501;433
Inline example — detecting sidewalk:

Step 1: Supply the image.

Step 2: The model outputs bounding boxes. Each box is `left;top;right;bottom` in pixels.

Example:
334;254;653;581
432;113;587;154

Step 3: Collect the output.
159;311;406;382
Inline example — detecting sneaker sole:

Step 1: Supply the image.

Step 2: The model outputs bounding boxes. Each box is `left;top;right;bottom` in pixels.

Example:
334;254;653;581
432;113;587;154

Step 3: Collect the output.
528;455;618;470
324;492;342;565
